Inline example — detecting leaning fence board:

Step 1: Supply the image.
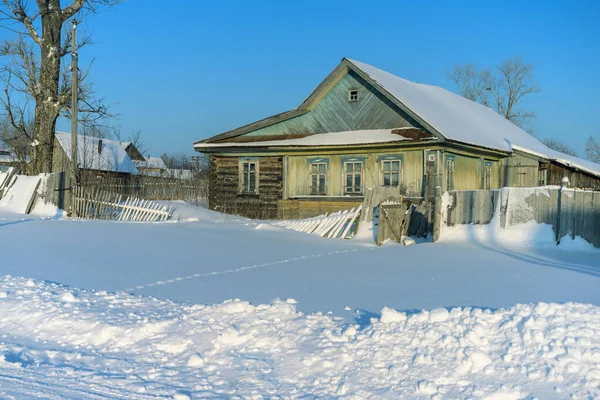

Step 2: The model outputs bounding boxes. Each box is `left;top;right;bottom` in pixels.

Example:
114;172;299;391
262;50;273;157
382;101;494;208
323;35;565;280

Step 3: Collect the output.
71;187;173;222
273;206;361;240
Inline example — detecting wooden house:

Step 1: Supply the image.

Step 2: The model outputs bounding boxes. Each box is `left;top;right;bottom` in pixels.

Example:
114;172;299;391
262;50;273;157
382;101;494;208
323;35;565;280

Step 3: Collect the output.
53;132;139;177
133;157;168;177
194;58;600;219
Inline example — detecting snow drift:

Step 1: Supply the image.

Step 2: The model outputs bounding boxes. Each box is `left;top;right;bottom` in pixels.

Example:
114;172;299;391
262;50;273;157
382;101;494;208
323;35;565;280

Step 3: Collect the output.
0;276;599;399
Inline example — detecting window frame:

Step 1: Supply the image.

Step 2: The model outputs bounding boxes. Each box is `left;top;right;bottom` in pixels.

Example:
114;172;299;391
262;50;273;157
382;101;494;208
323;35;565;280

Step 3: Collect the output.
343;160;364;195
309;161;328;195
379;155;403;188
445;154;456;191
538;168;548;186
239;158;259;194
483;161;493;190
348;89;359;102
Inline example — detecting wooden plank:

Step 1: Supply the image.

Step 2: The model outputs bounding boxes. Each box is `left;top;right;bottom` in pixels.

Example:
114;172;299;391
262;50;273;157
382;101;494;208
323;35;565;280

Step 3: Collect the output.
342;205;362;239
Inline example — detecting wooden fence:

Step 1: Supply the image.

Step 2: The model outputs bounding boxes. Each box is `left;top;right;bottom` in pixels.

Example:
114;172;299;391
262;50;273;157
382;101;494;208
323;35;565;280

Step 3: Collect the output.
446;190;500;226
273;206;362;239
444;187;600;248
78;172;208;201
71;186;174;222
43;171;208;214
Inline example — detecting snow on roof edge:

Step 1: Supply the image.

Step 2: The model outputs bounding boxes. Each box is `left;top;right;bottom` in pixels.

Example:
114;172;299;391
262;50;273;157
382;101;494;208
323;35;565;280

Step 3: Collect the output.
194;129;435;149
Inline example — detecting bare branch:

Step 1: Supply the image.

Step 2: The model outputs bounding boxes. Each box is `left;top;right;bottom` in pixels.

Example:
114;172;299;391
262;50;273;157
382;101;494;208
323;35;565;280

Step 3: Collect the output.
449;57;540;132
0;0;42;44
585;136;600;163
541;138;577;157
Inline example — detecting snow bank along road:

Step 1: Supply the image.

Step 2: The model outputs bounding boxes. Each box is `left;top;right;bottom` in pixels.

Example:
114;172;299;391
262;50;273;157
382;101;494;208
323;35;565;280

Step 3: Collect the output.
1;276;599;399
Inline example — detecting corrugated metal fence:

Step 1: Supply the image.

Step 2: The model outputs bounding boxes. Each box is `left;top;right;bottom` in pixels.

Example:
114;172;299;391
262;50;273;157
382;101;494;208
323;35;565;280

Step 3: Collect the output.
445;187;600;248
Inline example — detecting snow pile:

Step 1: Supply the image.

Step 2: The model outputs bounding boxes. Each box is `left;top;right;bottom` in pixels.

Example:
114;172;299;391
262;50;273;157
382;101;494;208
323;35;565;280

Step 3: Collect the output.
0;175;40;213
0;276;599;399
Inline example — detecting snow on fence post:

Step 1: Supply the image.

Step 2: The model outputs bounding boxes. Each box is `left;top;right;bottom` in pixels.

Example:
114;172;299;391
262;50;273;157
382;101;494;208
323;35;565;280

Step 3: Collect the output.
433;186;442;242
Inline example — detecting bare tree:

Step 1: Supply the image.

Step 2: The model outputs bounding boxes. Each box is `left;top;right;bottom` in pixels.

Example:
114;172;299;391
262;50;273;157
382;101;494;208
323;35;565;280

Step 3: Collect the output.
449;58;540;131
585;136;600;163
0;113;32;171
0;0;119;174
123;128;149;156
448;63;490;105
541;138;577;157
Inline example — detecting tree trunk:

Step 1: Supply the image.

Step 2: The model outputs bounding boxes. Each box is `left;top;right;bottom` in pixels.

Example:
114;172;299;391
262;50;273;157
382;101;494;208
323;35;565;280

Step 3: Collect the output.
32;0;63;174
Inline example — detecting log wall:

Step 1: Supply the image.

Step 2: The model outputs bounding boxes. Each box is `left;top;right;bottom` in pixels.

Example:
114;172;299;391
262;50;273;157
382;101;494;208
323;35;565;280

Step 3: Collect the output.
209;155;283;219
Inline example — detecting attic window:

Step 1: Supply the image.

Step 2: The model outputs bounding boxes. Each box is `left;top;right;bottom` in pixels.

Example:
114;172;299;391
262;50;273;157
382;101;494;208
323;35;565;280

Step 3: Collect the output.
348;89;358;102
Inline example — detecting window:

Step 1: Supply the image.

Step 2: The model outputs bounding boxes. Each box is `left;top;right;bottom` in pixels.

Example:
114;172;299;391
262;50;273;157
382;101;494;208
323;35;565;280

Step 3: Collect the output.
310;162;327;195
348;89;358;102
344;161;363;194
483;162;492;190
381;159;401;186
446;158;455;191
240;159;258;193
538;168;548;186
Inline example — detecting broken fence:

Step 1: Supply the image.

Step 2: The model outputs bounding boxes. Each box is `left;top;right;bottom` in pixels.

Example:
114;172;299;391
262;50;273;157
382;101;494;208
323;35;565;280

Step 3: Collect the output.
71;186;174;222
273;206;362;239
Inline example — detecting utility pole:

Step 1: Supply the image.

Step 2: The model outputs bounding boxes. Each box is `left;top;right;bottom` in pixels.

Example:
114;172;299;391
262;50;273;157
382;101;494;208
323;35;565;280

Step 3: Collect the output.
71;19;79;185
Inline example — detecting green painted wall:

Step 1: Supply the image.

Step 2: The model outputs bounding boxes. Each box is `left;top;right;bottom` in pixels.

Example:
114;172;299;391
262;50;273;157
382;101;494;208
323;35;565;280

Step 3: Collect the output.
245;70;423;137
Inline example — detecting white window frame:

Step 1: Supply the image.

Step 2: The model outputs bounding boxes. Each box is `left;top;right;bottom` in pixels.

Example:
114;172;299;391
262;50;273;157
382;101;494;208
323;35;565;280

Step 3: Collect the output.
446;158;455;191
348;89;359;102
381;159;401;187
344;161;363;195
239;159;259;194
538;168;548;186
310;162;327;195
483;162;492;190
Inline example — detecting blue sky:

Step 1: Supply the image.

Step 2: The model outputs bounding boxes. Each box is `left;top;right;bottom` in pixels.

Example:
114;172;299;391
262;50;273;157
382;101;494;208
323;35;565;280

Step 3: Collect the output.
28;0;600;156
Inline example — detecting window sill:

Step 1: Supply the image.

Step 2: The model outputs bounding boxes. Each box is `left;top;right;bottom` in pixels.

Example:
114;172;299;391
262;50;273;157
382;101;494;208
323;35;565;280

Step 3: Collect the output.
237;192;259;198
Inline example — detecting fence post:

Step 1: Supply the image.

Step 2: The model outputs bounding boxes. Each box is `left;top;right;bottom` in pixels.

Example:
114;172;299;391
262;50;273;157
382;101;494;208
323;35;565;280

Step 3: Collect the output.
556;176;569;245
433;186;442;242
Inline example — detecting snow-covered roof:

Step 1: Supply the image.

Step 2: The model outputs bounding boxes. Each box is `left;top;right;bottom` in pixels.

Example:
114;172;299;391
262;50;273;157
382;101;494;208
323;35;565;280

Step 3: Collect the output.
346;59;600;177
55;132;139;174
195;129;430;149
133;157;167;170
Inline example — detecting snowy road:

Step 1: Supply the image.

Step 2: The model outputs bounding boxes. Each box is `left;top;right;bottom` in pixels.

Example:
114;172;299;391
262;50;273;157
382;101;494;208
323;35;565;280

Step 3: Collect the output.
1;202;600;398
0;203;598;324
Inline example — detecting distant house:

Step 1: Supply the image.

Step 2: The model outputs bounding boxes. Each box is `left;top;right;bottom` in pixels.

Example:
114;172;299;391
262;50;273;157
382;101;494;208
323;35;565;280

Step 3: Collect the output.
53;132;139;176
133;157;168;176
194;58;600;219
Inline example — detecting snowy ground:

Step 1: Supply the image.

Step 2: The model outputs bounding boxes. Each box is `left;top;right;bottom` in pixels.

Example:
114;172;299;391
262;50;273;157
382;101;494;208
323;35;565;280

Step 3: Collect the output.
0;201;599;398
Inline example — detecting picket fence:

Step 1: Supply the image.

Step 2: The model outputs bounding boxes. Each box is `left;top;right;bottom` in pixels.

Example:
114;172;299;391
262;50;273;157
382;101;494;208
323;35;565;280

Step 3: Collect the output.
71;186;174;222
273;206;362;239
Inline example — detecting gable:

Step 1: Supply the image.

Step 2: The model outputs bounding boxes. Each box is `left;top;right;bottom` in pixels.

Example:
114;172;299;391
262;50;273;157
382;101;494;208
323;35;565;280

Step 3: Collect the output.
213;69;426;142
